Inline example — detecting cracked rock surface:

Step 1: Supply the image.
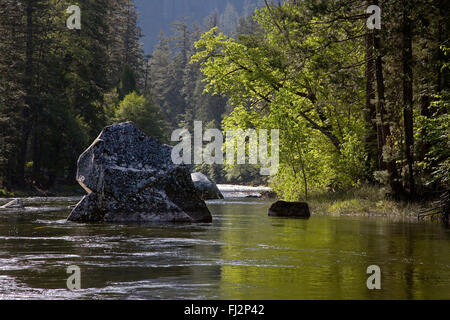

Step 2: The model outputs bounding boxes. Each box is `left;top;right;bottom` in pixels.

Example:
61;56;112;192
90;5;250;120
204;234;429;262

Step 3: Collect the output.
67;122;212;223
191;172;224;200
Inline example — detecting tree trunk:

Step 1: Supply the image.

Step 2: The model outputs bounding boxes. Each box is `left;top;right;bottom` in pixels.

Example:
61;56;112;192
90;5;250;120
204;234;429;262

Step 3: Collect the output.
373;0;404;198
419;95;430;163
32;116;41;182
18;0;34;189
364;25;378;176
66;160;78;185
402;0;416;197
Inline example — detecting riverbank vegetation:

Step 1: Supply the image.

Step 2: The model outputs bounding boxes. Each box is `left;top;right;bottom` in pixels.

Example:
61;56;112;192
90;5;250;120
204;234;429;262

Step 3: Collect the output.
0;0;149;192
0;0;264;193
0;1;448;219
308;185;427;217
192;0;449;205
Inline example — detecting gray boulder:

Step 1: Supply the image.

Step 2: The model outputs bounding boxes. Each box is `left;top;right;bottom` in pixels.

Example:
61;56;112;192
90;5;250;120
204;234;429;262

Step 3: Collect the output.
67;122;212;223
268;201;310;218
0;199;24;209
191;172;224;200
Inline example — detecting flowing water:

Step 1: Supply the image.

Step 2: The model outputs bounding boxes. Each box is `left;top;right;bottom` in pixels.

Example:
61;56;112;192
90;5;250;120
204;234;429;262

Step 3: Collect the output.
0;197;449;300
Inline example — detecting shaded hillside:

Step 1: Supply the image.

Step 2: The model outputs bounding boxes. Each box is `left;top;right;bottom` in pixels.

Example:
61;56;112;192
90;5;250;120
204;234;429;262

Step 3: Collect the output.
135;0;263;52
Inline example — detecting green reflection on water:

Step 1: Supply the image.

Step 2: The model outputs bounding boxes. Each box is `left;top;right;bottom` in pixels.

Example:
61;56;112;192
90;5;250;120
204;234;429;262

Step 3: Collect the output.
0;200;449;299
209;202;450;300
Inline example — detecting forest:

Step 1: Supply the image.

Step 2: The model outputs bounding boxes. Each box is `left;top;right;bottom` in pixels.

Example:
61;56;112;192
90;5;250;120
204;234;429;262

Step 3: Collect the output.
0;0;449;214
134;0;265;52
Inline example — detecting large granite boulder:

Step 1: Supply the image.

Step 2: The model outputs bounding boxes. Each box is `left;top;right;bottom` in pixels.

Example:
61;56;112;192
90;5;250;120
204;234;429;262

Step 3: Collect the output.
268;201;310;218
191;172;224;200
67;122;212;223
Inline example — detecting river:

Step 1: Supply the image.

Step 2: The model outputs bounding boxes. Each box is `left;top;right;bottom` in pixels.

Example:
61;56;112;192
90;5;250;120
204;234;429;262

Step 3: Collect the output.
0;192;449;299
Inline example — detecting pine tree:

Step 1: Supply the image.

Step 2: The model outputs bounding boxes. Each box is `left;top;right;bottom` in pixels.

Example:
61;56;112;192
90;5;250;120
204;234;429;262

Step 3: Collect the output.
220;2;239;35
149;32;173;126
0;0;25;189
118;64;138;100
108;0;144;91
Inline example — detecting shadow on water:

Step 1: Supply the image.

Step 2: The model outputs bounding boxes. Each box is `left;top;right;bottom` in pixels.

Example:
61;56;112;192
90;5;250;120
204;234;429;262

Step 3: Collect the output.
0;199;449;299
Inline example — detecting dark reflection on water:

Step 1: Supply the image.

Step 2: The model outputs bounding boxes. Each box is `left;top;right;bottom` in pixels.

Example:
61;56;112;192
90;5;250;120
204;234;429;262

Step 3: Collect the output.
0;199;449;299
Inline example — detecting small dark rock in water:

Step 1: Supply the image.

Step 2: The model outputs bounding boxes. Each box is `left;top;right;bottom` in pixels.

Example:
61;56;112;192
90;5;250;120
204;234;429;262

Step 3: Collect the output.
0;199;24;209
268;201;310;218
67;122;212;223
245;195;261;199
191;172;224;200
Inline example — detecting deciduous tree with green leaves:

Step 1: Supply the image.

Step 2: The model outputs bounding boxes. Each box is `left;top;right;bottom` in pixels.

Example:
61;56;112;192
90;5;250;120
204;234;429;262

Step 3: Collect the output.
192;1;367;199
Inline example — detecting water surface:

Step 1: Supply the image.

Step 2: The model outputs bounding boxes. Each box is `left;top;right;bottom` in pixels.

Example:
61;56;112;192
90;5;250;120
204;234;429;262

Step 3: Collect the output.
0;199;449;299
